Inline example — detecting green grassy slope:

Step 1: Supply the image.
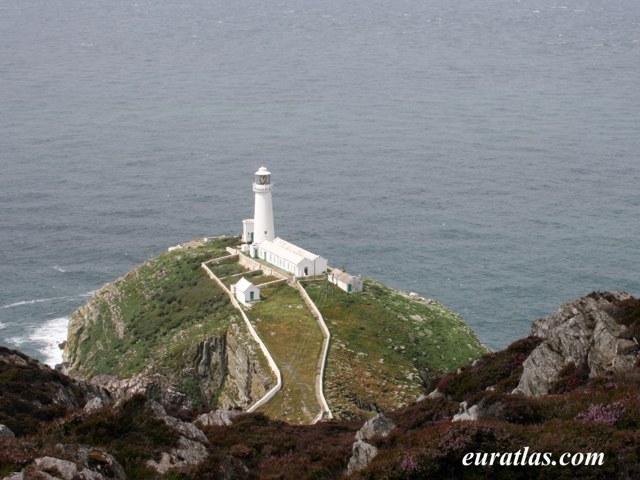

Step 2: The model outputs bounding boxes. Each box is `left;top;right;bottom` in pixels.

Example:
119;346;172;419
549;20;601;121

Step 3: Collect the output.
63;237;258;407
63;237;487;420
304;279;488;419
248;284;325;424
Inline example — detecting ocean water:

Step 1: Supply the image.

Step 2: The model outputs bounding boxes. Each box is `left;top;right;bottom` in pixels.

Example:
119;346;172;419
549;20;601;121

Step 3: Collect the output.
1;0;639;366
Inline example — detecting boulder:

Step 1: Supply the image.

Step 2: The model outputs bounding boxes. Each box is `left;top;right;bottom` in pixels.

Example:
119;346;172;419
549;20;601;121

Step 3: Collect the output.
452;401;479;421
346;414;395;474
0;424;15;438
142;399;210;474
84;397;107;413
195;409;243;427
4;446;126;480
146;437;209;474
514;292;639;397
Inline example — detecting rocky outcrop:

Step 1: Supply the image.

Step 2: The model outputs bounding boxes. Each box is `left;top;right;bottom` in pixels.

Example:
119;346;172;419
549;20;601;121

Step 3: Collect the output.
0;347;111;436
91;373;193;410
61;237;274;413
217;322;272;410
515;291;639;397
3;445;127;480
83;322;272;411
143;400;209;474
195;334;228;405
346;413;395;474
195;409;243;427
452;401;480;421
0;424;14;438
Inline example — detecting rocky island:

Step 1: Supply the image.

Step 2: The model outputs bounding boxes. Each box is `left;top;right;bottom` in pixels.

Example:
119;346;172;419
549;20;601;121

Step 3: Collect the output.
2;236;639;479
61;236;487;422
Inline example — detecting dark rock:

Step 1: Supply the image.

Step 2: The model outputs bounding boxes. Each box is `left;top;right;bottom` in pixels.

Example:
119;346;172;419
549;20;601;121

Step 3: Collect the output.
0;424;14;438
0;347;111;436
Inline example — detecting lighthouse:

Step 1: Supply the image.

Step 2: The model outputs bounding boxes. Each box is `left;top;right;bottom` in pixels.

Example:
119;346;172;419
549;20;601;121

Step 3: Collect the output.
250;166;275;245
239;166;329;276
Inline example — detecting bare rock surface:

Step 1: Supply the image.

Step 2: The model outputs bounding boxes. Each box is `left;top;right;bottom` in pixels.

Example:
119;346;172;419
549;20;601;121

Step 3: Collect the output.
452;401;479;421
0;424;15;438
3;445;126;480
515;291;639;397
195;409;243;427
143;400;210;474
346;413;395;474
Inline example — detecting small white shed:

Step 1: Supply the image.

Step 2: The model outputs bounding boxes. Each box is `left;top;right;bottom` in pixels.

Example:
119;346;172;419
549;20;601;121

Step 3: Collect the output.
234;277;260;305
328;268;363;294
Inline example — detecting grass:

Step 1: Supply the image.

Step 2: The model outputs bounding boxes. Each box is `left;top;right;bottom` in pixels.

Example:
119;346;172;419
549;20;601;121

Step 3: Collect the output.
64;237;250;407
304;279;488;420
247;284;324;424
208;258;249;279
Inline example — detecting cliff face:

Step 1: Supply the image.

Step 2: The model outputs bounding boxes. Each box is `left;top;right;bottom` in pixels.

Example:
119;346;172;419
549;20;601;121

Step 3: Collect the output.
515;291;640;396
79;322;272;411
61;236;487;419
62;237;273;411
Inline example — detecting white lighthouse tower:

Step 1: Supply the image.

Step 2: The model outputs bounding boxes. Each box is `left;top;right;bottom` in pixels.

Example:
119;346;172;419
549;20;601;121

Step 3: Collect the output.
251;166;275;245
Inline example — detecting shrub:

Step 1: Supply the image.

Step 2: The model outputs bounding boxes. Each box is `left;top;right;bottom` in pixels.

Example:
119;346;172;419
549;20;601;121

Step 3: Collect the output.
549;362;590;394
576;400;626;426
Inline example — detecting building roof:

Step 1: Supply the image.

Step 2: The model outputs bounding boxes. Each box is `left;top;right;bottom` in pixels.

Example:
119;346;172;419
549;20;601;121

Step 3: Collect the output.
272;238;320;261
259;239;307;266
259;238;327;268
331;268;355;283
235;277;257;293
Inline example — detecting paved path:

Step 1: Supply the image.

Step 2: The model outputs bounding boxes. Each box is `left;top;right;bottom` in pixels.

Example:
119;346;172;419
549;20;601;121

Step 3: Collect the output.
203;255;332;423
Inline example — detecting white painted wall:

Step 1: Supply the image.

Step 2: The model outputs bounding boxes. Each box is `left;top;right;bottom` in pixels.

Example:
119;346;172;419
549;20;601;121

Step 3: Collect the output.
236;283;260;304
242;219;254;244
252;167;275;244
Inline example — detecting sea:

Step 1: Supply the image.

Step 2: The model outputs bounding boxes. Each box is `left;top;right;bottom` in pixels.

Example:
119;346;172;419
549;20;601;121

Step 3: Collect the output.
1;0;639;367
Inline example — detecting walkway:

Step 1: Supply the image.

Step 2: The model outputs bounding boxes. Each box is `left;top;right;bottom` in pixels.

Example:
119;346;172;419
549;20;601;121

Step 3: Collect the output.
203;253;332;423
247;283;325;424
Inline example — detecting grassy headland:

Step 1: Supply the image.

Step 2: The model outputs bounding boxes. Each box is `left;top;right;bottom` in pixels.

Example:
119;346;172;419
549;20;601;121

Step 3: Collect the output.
248;284;324;424
304;279;488;419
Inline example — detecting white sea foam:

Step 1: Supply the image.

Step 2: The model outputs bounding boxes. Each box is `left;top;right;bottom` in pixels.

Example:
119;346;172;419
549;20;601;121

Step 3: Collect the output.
7;336;26;346
2;296;69;309
52;265;66;272
0;322;5;330
1;291;95;309
29;317;70;367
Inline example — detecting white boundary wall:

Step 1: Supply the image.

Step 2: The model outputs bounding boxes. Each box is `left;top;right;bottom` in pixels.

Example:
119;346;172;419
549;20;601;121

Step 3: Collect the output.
294;282;333;422
201;260;282;412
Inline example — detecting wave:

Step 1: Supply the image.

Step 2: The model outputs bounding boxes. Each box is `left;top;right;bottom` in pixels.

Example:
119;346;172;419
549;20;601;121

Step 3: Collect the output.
52;265;66;273
1;291;96;309
28;317;70;367
0;322;5;330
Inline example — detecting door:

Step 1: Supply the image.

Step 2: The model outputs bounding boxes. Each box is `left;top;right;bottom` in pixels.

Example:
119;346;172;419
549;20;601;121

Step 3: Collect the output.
250;291;254;301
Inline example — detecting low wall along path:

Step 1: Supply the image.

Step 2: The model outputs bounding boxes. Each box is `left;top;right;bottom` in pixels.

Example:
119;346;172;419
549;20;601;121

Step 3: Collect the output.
202;254;332;423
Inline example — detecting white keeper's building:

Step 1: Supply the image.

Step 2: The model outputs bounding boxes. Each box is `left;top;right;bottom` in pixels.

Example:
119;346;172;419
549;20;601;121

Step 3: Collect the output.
328;268;363;293
233;277;260;306
257;238;328;277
